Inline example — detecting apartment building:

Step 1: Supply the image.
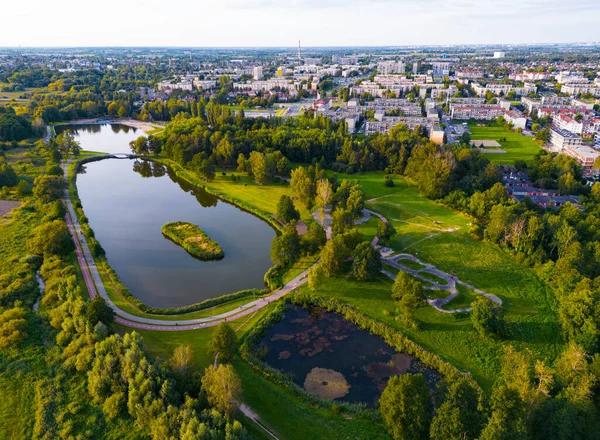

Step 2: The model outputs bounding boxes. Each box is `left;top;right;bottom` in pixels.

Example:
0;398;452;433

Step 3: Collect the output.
504;110;527;130
553;113;584;134
472;83;514;97
550;127;583;150
378;61;405;75
450;105;505;120
253;66;263;80
562;83;600;97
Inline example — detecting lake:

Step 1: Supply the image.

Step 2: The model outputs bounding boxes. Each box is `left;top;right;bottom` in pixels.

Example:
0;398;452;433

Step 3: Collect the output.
56;123;143;155
258;305;441;407
70;124;276;308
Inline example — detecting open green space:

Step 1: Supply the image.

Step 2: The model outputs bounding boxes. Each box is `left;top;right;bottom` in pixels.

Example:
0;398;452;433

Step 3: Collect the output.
395;259;426;271
468;124;542;164
162;159;312;221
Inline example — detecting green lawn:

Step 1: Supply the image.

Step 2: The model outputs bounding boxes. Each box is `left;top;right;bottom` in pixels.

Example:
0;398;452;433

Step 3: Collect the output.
162;159;312;221
325;170;405;200
349;178;562;390
468;124;542;165
442;285;479;310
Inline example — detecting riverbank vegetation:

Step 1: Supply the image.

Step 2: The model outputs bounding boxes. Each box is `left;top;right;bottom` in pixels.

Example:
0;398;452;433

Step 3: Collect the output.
162;221;224;260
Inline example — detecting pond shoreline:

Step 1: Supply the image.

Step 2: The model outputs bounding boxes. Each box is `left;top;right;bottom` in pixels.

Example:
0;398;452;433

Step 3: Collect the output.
69;154;280;316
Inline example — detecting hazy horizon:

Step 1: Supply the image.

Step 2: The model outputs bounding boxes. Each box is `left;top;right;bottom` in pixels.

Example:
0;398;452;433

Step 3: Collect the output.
3;0;600;48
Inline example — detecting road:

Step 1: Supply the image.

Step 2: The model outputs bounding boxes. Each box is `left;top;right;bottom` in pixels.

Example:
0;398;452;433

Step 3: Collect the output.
61;158;310;331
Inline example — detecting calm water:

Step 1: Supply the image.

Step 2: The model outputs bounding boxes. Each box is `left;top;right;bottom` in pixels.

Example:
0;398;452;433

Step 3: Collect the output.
56;123;143;154
259;305;440;407
67;123;276;308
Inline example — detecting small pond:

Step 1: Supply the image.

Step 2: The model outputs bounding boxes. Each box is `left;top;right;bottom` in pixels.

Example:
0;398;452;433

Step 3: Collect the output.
258;305;441;407
55;123;143;155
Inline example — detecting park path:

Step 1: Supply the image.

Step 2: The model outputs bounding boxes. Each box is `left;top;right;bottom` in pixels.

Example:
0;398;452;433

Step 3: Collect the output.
62;155;501;327
61;158;310;331
382;253;502;313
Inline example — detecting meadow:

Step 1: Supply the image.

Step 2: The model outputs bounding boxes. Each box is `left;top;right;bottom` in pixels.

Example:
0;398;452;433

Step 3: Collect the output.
468;124;542;164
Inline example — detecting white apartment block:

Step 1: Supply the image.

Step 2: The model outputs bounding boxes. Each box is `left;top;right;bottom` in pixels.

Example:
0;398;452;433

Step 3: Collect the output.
378;61;406;75
156;79;193;92
561;83;600;97
472;83;513;97
509;72;551;81
504;110;527;130
192;80;217;90
550;128;583;150
253;66;263;80
432;62;451;77
553;113;584;134
451;105;505;120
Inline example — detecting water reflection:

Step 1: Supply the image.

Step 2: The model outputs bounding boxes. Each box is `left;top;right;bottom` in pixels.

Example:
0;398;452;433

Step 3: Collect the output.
76;158;275;308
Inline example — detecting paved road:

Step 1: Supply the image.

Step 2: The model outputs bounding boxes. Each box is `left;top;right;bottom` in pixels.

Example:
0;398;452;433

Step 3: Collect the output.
62;158;310;331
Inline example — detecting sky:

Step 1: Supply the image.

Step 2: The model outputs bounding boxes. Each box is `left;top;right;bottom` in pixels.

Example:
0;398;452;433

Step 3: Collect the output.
2;0;600;47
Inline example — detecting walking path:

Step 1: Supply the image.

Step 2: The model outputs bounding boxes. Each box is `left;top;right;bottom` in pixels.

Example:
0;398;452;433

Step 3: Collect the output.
62;156;501;326
61;158;310;330
383;253;502;313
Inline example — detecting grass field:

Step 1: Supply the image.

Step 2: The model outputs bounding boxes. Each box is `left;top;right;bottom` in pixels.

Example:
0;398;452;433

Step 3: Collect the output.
343;176;564;390
163;159;313;221
468;124;542;164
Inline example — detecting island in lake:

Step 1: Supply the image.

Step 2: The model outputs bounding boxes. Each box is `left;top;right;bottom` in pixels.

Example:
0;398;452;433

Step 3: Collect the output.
162;221;224;260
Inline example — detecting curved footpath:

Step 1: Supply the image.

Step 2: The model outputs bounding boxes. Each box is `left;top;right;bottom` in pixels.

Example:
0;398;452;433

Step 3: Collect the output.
61;159;310;331
61;157;502;330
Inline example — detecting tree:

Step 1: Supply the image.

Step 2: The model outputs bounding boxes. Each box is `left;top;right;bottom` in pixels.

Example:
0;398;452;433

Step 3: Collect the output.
29;220;73;256
208;322;237;362
276;195;299;224
377;220;396;242
379;374;432;440
270;223;301;265
0;305;27;350
479;386;529;440
130;136;149;154
33;175;66;203
198;159;216;182
236;153;247;173
405;143;456;199
430;378;486;440
55;130;81;158
16;180;31;196
308;265;324;291
471;297;506;338
290;166;315;207
352;241;382;281
319;236;350;278
316;178;333;210
331;208;354;236
85;297;115;326
0;158;18;187
249;151;268;184
392;271;424;301
303;221;327;254
201;363;241;417
170;345;193;376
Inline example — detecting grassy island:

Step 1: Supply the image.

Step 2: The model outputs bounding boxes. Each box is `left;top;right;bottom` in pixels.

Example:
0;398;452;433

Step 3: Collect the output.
161;221;224;260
